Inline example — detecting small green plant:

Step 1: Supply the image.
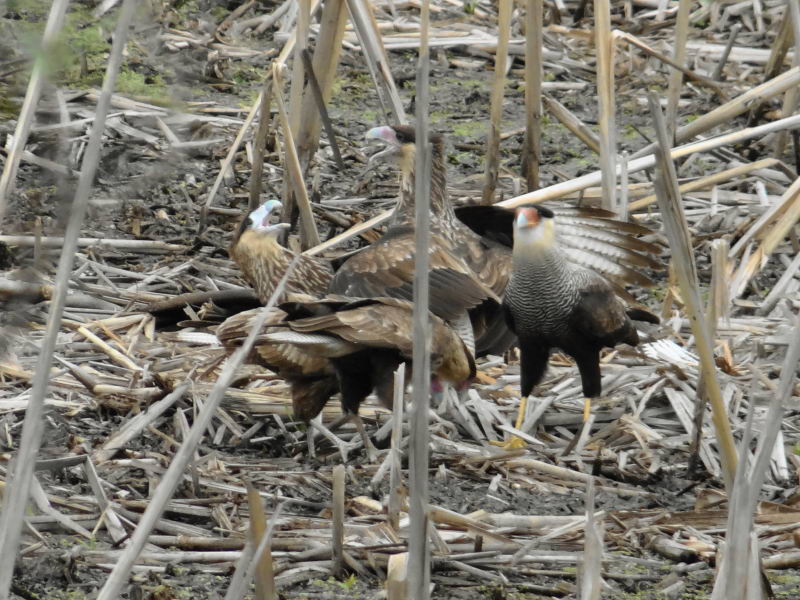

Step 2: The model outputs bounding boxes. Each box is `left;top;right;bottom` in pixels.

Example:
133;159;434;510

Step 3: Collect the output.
361;109;378;123
116;70;166;98
311;575;358;590
338;574;357;589
210;5;229;21
451;120;484;138
622;123;640;140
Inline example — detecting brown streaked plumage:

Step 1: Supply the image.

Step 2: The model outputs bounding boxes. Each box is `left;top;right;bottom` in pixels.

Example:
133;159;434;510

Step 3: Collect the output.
366;125;513;355
368;125;456;232
328;225;499;323
368;125;511;295
229;200;333;303
332;136;500;345
275;296;476;405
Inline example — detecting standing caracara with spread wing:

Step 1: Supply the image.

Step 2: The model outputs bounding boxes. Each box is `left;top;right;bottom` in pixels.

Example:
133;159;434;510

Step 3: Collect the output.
458;204;659;448
367;124;661;447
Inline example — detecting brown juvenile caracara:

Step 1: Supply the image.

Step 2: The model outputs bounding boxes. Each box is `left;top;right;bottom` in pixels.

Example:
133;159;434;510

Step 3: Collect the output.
366;125;515;357
367;124;510;296
331;135;500;353
229;200;333;303
217;296;475;459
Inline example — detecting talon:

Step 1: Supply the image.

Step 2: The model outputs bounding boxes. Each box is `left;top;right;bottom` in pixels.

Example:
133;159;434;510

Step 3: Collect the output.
309;419;355;462
489;395;530;449
475;370;497;385
352;414;380;463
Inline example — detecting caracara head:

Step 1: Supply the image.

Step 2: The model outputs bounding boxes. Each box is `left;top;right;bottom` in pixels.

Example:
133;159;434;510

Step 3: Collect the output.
366;124;416;175
431;336;477;393
366;124;444;175
512;205;556;253
244;199;290;238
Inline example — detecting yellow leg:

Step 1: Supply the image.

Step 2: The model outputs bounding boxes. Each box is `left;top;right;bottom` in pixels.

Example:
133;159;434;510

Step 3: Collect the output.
490;396;528;450
514;395;528;430
583;397;592;423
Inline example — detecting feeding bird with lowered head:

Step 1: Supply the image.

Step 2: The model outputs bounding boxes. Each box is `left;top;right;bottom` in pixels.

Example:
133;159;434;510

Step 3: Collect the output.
216;295;475;460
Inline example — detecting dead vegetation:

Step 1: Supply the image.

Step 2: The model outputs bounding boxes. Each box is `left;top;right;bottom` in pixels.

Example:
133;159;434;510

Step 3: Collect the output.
1;0;800;599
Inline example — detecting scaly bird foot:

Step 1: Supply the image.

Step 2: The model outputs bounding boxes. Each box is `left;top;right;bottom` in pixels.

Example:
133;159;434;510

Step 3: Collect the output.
351;414;380;463
309;419;357;462
489;436;527;450
489;395;530;450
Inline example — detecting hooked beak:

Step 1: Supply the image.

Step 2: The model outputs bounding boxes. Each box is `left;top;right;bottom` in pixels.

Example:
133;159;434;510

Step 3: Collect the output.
249;200;286;232
269;222;291;233
365;125;402;168
515;207;540;230
366;125;400;146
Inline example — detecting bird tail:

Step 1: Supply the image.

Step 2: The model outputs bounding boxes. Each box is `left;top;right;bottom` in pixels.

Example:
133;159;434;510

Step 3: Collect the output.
263;331;357;357
473;310;517;357
626;307;660;325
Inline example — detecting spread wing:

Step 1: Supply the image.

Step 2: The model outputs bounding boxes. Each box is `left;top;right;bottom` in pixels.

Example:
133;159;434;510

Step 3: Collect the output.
454;205;517;247
444;225;511;298
455;204;662;289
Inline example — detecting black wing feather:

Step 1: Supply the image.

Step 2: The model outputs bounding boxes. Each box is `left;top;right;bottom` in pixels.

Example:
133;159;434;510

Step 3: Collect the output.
454;205;516;248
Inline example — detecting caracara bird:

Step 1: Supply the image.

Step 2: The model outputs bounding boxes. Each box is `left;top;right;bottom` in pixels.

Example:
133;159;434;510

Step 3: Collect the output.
229;199;333;303
331;138;500;352
216;296;475;459
367;124;509;293
456;203;659;447
366;124;514;356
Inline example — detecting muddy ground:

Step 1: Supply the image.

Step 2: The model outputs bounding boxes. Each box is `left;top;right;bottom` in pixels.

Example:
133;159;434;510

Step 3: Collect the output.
2;1;800;599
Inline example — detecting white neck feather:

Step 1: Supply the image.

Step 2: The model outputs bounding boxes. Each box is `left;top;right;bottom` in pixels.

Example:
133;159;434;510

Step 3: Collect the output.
513;220;556;259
